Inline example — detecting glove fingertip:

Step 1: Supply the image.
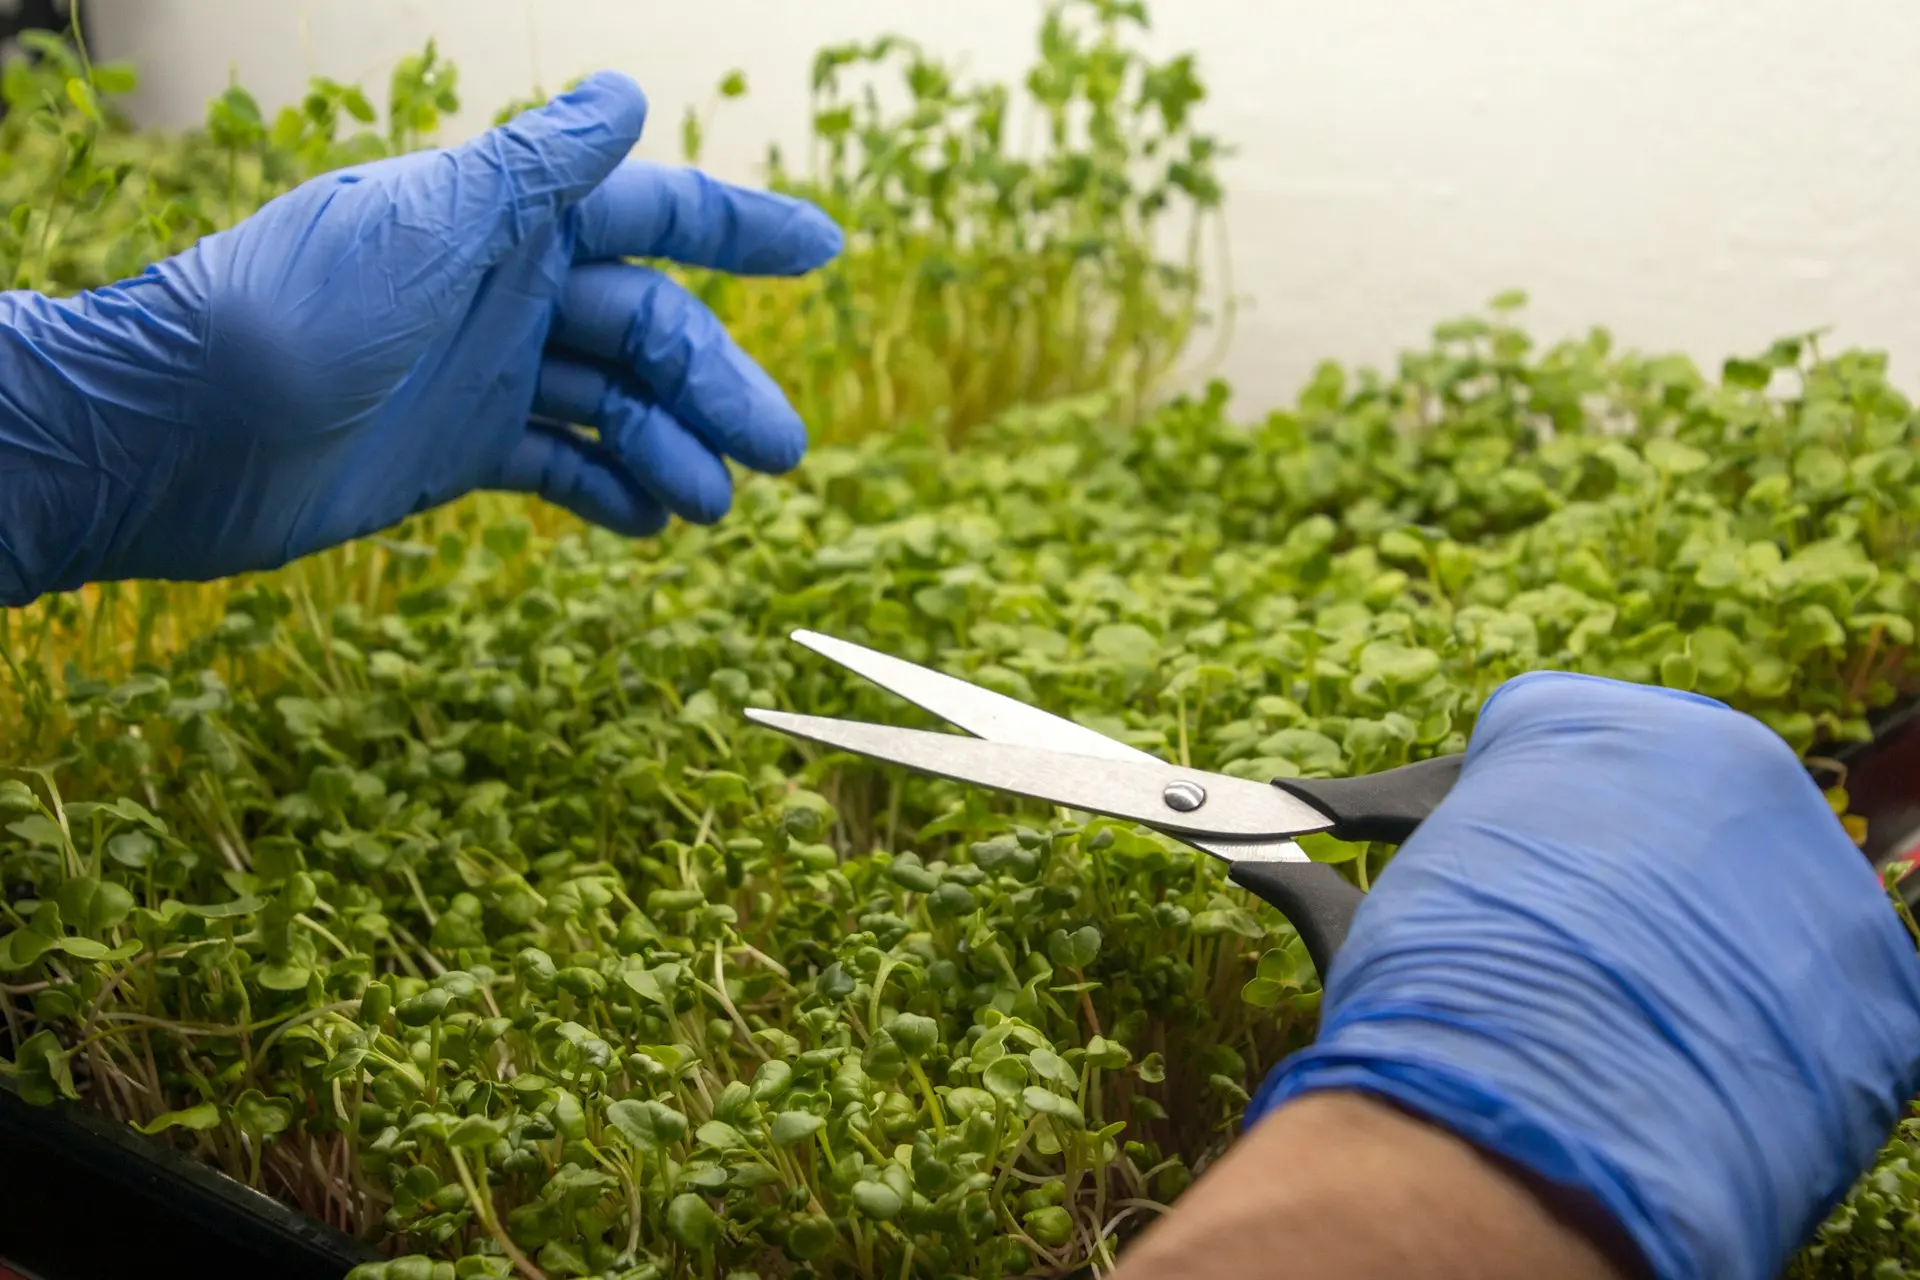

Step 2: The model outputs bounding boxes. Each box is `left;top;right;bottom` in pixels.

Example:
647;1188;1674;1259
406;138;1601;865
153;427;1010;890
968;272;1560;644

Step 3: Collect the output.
776;203;845;274
736;407;809;475
548;71;650;156
452;70;650;263
735;201;844;277
768;424;810;474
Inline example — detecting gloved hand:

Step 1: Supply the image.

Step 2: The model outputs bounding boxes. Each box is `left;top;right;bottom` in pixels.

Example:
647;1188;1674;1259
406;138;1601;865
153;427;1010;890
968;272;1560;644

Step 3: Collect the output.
1246;673;1920;1280
0;70;842;606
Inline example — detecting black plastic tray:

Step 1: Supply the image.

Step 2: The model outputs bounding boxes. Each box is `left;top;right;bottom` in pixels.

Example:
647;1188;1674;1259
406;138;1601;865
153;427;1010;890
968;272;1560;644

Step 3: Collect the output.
0;1077;376;1280
1810;695;1920;899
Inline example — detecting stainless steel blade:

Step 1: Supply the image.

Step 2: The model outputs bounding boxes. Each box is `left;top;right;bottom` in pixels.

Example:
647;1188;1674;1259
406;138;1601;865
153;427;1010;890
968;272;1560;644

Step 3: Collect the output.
792;629;1155;761
786;629;1311;863
744;709;1334;841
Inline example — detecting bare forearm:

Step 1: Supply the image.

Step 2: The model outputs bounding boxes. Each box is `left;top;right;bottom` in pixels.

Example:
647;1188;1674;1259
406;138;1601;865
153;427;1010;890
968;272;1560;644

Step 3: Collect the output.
1110;1093;1639;1280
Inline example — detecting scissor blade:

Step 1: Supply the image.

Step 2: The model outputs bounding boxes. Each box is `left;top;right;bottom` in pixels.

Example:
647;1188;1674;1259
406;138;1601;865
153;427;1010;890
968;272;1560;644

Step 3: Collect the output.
744;709;1334;841
785;629;1311;864
790;629;1145;761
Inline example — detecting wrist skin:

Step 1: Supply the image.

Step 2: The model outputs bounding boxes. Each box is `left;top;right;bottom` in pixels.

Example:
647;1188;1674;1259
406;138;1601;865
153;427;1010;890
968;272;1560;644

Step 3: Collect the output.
1109;1091;1646;1280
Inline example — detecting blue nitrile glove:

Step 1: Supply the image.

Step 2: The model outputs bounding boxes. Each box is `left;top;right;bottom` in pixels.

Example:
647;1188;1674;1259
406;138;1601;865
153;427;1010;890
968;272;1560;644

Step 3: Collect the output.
0;70;842;606
1245;673;1920;1280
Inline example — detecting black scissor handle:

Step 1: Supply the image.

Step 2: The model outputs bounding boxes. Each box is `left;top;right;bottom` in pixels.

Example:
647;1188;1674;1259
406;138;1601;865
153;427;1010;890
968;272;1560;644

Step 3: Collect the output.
1274;753;1465;845
1226;754;1466;981
1228;859;1365;982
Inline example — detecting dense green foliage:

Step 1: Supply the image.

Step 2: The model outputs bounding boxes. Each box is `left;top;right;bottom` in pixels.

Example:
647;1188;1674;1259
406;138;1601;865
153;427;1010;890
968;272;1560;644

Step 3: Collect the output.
3;323;1919;1277
2;7;1920;1279
0;2;1223;444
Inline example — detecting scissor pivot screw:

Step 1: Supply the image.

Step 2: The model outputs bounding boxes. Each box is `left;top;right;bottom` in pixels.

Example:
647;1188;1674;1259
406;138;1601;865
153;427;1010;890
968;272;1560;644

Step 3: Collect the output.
1162;780;1207;813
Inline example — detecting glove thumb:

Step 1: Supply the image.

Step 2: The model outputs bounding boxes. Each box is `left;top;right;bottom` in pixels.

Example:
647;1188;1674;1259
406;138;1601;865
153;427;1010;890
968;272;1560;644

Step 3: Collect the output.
437;70;648;272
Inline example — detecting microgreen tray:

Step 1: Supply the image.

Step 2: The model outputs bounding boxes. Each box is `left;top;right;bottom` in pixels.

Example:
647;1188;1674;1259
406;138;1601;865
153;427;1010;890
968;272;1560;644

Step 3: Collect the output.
3;704;1914;1280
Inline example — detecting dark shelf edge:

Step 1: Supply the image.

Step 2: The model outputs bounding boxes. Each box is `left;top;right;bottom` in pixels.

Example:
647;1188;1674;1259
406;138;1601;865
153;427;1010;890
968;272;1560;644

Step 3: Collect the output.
0;1076;378;1280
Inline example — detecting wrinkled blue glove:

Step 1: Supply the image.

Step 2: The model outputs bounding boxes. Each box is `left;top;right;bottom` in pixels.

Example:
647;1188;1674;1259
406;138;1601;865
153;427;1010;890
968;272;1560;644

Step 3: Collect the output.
1246;673;1920;1280
0;70;842;606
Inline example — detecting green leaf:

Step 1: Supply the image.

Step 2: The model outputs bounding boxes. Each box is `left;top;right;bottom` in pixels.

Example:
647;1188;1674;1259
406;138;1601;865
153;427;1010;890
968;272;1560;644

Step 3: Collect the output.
0;779;40;815
8;1030;77;1104
176;895;268;920
89;61;139;95
849;1180;903;1221
448;1115;505;1149
716;1083;758;1129
1047;924;1101;969
65;77;101;122
1028;1046;1076;1087
925;881;976;919
695;1119;747;1150
1021;1086;1085;1128
1088;622;1158;664
982;1055;1027;1100
619;965;666;1004
786;1214;837;1260
137;1102;222;1134
553;966;606;998
552;1089;588;1141
233;1090;293;1139
1024;1204;1075;1246
1257;941;1314;986
54;877;134;934
45;935;135;963
106;831;158;868
256;961;313;992
1357;641;1441;690
606;1105;691;1151
1794;446;1847;493
1240;976;1286;1007
323;1046;370;1082
8;814;67;848
1254;729;1344;775
647;887;705;914
0;929;57;971
534;1243;587;1277
1642;439;1709;475
749;1058;793;1102
1190;904;1265;937
883;1012;939;1058
666;1192;722;1249
252;837;305;883
1659;649;1697;691
769;1110;825;1147
109;797;166;833
1790;604;1846;655
1210;1073;1251;1104
358;980;393;1028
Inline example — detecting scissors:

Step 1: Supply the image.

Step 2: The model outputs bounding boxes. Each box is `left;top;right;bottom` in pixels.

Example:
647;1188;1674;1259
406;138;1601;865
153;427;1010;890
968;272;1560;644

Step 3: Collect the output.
744;630;1465;979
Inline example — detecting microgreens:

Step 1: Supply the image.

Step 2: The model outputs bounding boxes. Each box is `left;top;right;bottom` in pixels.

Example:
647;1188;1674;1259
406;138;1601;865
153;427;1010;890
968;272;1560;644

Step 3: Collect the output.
1;6;1918;1279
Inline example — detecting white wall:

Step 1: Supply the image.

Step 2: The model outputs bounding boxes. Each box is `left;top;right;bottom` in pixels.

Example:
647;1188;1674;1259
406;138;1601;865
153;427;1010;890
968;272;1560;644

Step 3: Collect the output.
86;0;1920;415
